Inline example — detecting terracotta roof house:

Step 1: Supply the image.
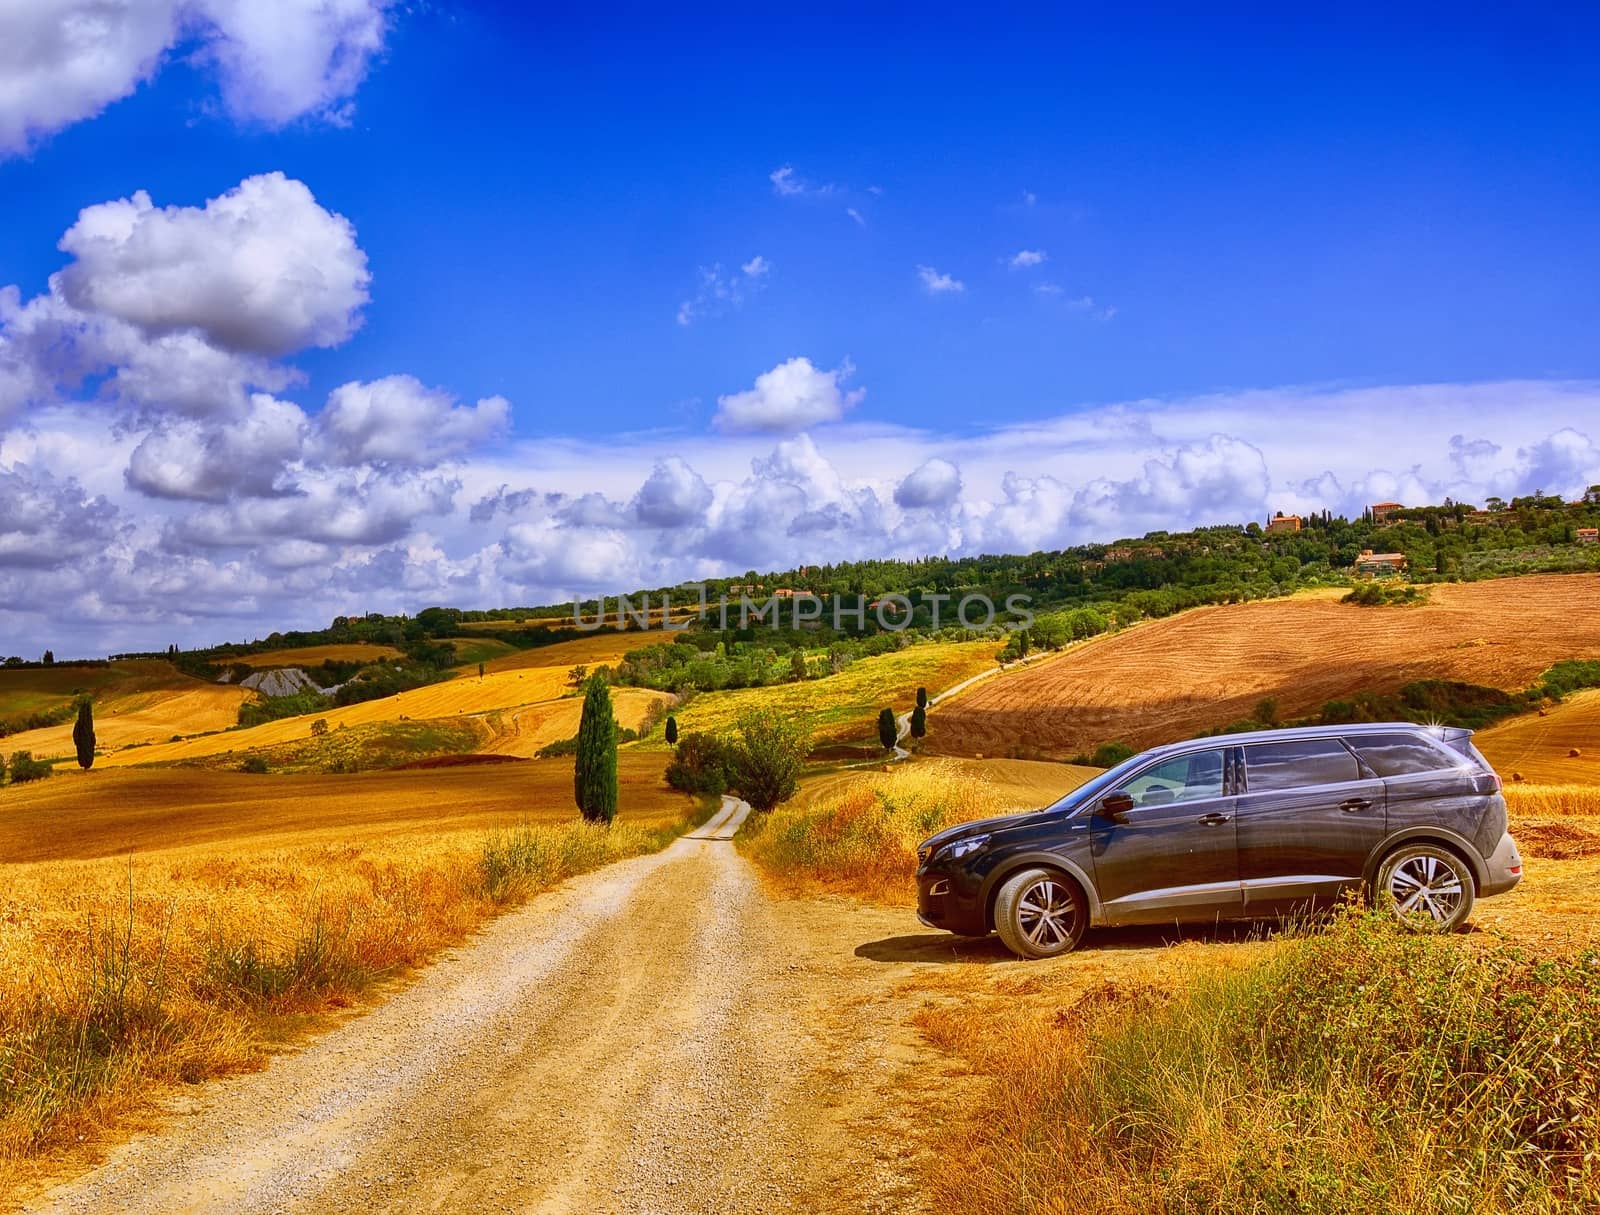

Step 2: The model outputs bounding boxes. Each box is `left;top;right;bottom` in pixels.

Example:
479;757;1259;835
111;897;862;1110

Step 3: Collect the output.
1578;528;1599;546
1370;501;1404;524
1265;512;1302;534
1355;549;1408;577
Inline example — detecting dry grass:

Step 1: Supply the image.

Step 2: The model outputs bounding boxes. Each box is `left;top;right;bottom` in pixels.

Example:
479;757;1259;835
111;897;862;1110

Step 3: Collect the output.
918;911;1600;1214
0;759;703;1191
742;758;1091;903
669;640;1000;747
938;575;1600;758
1480;689;1600;785
1504;784;1600;818
224;644;402;668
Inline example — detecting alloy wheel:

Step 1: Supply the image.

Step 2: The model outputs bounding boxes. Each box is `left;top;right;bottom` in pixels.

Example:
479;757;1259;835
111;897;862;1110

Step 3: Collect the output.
1386;853;1466;925
1016;878;1079;949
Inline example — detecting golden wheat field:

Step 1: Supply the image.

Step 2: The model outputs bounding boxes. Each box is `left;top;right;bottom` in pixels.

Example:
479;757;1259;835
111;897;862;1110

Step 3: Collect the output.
0;756;702;1191
667;640;1000;746
222;643;403;668
88;633;672;767
935;575;1600;759
0;663;257;761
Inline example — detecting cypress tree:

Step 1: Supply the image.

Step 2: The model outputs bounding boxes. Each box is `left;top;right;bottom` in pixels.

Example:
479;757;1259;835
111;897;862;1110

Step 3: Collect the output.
665;715;679;745
878;707;898;752
910;704;927;739
73;699;95;770
916;686;928;709
573;675;618;824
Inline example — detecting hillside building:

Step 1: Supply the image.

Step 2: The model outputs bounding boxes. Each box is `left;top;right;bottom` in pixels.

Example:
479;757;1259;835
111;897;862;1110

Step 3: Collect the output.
1265;512;1302;534
1355;549;1407;577
1370;501;1403;524
1578;528;1599;546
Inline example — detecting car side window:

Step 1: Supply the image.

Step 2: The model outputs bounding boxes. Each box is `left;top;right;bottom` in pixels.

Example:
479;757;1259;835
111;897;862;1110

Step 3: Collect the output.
1344;733;1457;777
1123;750;1225;806
1243;739;1360;792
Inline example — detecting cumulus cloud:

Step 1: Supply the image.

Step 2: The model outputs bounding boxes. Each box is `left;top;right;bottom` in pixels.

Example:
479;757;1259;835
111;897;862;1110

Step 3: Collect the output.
0;462;122;568
712;357;865;434
314;375;509;467
125;393;308;500
1009;249;1047;268
632;457;713;527
917;265;964;294
57;172;369;356
895;458;963;509
0;0;390;155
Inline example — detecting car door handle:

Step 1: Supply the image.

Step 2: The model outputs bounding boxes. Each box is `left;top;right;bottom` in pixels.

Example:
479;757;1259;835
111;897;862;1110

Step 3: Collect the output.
1196;813;1231;826
1340;798;1372;813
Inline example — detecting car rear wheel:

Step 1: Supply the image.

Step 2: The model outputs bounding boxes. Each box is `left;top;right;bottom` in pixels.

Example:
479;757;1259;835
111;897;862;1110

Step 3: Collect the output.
1377;844;1475;932
994;868;1087;959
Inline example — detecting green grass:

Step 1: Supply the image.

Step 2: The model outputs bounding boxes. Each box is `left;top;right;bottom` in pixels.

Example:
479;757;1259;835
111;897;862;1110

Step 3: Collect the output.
444;637;523;668
927;911;1600;1215
175;718;486;774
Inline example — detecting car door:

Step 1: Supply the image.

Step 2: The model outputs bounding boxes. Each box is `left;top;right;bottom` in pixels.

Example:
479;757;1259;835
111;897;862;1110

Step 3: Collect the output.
1235;737;1387;917
1086;746;1243;925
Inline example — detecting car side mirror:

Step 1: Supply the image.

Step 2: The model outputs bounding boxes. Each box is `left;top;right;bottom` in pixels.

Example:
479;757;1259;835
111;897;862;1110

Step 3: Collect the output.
1098;790;1135;821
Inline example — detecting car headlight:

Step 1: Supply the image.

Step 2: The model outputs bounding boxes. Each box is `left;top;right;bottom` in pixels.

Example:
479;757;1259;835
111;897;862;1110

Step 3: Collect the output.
936;833;990;864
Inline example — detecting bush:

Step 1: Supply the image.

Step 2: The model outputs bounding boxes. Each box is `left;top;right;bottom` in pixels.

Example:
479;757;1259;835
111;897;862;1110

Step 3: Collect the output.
728;711;810;813
239;755;269;774
1090;740;1135;768
664;732;731;796
238;689;333;728
7;751;51;784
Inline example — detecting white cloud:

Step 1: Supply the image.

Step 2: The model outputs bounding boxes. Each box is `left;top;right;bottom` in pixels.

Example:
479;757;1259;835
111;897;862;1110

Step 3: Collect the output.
895;458;962;509
917;265;964;294
125;393;308;500
632;457;713;528
0;0;390;156
315;375;509;467
741;255;769;278
58;172;369;357
676;258;768;326
769;164;834;198
846;207;865;227
1009;249;1047;268
712;357;865;434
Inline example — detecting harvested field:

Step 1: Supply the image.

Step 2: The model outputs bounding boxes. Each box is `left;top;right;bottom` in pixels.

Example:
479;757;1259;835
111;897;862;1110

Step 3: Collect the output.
667;640;1000;746
936;576;1600;759
1;662;256;760
480;688;669;757
222;644;402;668
0;751;684;863
1478;687;1600;784
480;629;673;675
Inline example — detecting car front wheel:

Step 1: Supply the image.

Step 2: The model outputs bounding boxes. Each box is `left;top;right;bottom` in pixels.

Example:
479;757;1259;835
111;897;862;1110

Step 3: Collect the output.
993;868;1088;959
1377;844;1475;932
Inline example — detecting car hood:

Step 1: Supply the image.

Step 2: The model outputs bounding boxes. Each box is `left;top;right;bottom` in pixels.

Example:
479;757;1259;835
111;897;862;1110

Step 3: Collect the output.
919;807;1055;854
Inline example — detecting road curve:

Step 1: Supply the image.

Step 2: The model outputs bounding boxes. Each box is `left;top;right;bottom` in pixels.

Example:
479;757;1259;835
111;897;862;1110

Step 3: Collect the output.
22;795;930;1215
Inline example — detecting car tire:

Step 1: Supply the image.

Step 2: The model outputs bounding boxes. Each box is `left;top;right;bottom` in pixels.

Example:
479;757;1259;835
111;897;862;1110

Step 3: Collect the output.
1376;843;1475;932
993;868;1088;959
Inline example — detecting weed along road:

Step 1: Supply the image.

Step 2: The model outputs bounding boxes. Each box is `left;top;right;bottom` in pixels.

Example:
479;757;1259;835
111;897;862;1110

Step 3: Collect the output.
23;796;938;1215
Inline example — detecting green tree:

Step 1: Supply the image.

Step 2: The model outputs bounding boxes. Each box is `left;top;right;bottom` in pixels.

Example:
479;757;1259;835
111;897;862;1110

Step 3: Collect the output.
878;707;898;752
789;649;808;681
478;661;485;680
664;715;679;746
916;686;928;708
72;699;95;770
574;675;618;824
728;711;809;812
7;751;50;784
311;718;330;737
42;650;54;666
665;731;727;795
910;704;927;739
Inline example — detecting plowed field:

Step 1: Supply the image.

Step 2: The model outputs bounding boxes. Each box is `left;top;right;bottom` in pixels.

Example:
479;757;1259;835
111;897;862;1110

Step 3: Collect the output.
935;575;1600;759
1479;688;1600;785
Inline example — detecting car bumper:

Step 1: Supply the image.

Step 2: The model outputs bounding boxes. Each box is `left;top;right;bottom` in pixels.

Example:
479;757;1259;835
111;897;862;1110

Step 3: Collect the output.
1481;830;1523;897
915;869;988;936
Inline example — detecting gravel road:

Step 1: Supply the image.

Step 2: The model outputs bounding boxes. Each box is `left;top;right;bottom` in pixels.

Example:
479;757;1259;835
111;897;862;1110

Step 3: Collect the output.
22;797;943;1215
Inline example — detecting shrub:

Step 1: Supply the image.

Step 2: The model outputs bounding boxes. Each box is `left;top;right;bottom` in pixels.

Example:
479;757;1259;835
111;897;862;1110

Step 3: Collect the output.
1090;740;1135;768
310;718;330;737
573;675;618;824
664;715;679;746
728;711;810;813
7;751;51;784
664;732;730;795
238;689;333;728
239;755;269;774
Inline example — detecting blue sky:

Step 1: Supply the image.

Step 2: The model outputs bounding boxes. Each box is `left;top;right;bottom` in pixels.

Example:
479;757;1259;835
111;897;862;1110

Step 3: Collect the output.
2;3;1599;655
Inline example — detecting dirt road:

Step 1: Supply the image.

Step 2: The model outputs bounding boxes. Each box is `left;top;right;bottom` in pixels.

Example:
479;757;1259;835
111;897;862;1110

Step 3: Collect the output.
22;798;949;1215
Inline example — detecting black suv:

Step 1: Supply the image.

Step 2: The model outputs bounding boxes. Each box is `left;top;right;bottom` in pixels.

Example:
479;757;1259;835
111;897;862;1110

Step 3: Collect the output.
916;723;1522;959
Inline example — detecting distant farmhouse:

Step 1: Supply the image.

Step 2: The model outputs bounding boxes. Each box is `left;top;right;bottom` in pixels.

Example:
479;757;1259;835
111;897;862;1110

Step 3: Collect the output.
1370;501;1403;524
1355;549;1408;577
1264;512;1302;535
1579;527;1600;546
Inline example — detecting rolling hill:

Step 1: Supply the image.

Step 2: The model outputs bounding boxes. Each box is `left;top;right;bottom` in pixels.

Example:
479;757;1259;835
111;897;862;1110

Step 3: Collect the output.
1478;688;1600;785
933;575;1600;759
